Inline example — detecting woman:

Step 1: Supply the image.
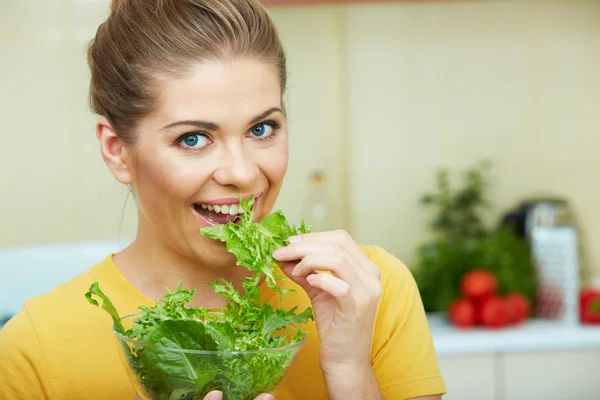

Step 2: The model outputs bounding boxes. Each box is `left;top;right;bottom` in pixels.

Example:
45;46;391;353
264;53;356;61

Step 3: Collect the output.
0;1;446;399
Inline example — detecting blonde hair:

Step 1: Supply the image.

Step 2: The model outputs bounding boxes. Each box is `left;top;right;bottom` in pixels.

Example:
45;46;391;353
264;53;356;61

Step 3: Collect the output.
87;0;286;143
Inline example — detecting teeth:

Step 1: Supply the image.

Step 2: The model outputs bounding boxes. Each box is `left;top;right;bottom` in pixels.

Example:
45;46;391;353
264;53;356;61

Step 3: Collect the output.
196;203;245;215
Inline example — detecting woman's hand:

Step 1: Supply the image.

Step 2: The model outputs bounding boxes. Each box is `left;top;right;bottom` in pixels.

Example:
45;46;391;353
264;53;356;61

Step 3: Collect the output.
135;392;273;400
273;230;383;398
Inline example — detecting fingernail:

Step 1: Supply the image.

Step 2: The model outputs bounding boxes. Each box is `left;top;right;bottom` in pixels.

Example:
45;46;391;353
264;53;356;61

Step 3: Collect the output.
306;274;316;283
288;235;301;243
292;265;301;276
207;391;223;400
260;395;275;400
273;247;285;258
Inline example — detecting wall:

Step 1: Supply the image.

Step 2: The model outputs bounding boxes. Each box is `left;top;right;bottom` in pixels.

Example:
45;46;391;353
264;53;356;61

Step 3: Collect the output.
0;2;347;246
0;1;137;245
344;0;600;280
1;0;599;278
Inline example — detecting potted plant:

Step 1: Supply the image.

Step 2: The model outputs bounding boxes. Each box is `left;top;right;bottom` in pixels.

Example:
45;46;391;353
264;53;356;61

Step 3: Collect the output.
412;161;537;315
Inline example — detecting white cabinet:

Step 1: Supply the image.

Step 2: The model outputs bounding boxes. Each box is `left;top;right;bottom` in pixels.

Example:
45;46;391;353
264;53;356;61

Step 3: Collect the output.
438;354;497;400
430;315;600;400
437;349;600;400
502;349;600;400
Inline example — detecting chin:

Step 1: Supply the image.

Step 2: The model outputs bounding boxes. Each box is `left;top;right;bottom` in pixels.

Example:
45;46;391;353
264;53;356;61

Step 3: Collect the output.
195;238;238;270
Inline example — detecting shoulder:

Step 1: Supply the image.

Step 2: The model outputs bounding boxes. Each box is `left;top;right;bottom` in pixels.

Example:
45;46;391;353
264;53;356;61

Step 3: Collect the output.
360;244;416;295
0;262;102;398
0;255;116;357
359;245;447;397
0;257;106;349
0;306;52;398
0;306;40;354
359;244;424;336
21;260;105;325
0;256;133;398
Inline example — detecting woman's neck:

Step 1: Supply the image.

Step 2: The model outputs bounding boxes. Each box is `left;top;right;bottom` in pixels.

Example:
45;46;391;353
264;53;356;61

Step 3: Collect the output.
114;230;251;309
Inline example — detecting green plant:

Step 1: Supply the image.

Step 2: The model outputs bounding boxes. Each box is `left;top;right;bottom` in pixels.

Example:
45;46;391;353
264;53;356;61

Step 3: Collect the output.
420;160;492;241
413;161;537;312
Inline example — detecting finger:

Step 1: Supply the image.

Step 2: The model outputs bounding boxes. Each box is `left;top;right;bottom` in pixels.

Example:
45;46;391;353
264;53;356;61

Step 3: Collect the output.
276;240;379;289
255;394;275;400
276;240;380;296
306;273;354;313
290;252;363;290
275;241;370;288
273;241;338;262
281;262;322;299
289;230;380;277
204;391;223;400
290;230;364;259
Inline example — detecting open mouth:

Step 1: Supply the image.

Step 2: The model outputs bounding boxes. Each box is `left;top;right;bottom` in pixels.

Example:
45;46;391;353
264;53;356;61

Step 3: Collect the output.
192;196;260;226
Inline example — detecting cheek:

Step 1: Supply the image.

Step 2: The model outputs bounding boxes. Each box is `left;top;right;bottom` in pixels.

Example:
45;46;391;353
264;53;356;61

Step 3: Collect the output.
263;136;289;184
132;151;210;207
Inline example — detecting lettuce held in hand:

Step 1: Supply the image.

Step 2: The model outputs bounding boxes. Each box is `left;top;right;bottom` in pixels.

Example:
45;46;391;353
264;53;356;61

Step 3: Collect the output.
200;195;311;293
86;196;313;400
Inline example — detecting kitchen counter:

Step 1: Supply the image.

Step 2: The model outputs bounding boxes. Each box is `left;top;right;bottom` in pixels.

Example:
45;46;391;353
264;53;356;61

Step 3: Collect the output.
427;313;600;356
429;313;600;399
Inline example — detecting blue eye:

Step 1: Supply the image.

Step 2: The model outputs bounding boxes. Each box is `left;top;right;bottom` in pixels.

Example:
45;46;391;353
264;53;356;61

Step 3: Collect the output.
179;133;209;150
249;123;274;139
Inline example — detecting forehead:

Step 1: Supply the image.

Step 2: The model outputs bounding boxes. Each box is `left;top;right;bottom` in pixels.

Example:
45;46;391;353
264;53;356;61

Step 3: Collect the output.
151;59;282;126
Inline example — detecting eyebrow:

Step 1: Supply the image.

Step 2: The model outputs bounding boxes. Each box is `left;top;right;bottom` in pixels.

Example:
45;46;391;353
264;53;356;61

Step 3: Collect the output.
161;107;283;131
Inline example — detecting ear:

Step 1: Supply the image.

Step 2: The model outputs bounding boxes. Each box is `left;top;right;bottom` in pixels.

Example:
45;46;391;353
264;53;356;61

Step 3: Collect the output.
96;116;134;185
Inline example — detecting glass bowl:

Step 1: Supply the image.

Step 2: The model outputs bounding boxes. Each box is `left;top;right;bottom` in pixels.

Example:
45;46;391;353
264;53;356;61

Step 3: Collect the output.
113;313;305;400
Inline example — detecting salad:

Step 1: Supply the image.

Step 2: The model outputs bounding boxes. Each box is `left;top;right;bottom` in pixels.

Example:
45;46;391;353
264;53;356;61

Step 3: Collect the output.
85;196;314;400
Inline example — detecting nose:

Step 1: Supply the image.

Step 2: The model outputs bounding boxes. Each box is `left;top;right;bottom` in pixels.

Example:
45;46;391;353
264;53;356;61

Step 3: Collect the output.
212;141;258;190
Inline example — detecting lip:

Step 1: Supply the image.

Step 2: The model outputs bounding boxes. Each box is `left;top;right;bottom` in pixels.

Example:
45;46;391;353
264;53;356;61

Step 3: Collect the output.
192;192;263;226
196;192;263;206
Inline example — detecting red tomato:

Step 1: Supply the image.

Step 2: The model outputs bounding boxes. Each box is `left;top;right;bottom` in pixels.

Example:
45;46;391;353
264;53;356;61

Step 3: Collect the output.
504;293;531;325
449;298;476;329
481;296;509;329
473;296;492;325
580;287;599;304
461;269;498;301
580;288;600;325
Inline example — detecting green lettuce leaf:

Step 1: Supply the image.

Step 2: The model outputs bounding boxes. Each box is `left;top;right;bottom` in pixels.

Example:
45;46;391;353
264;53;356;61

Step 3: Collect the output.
261;304;313;336
200;195;312;292
85;282;126;335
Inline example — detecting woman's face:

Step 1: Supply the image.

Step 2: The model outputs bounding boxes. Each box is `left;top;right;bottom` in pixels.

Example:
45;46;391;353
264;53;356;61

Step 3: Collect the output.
126;59;288;268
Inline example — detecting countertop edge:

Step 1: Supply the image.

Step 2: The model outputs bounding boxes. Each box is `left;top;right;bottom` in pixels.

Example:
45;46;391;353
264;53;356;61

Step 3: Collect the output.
427;313;600;357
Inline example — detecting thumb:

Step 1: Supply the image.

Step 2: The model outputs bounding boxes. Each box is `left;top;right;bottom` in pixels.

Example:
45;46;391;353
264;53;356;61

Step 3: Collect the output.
205;391;223;400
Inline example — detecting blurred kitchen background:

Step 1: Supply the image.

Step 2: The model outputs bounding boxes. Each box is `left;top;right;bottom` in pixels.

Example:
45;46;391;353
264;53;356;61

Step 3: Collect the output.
1;0;600;399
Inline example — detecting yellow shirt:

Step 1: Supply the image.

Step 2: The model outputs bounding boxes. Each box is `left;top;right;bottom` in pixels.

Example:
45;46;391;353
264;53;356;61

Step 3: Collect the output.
0;245;446;400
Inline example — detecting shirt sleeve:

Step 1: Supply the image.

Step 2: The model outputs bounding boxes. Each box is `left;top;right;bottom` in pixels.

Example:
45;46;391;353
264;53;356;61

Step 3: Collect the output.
366;246;447;400
0;308;52;400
